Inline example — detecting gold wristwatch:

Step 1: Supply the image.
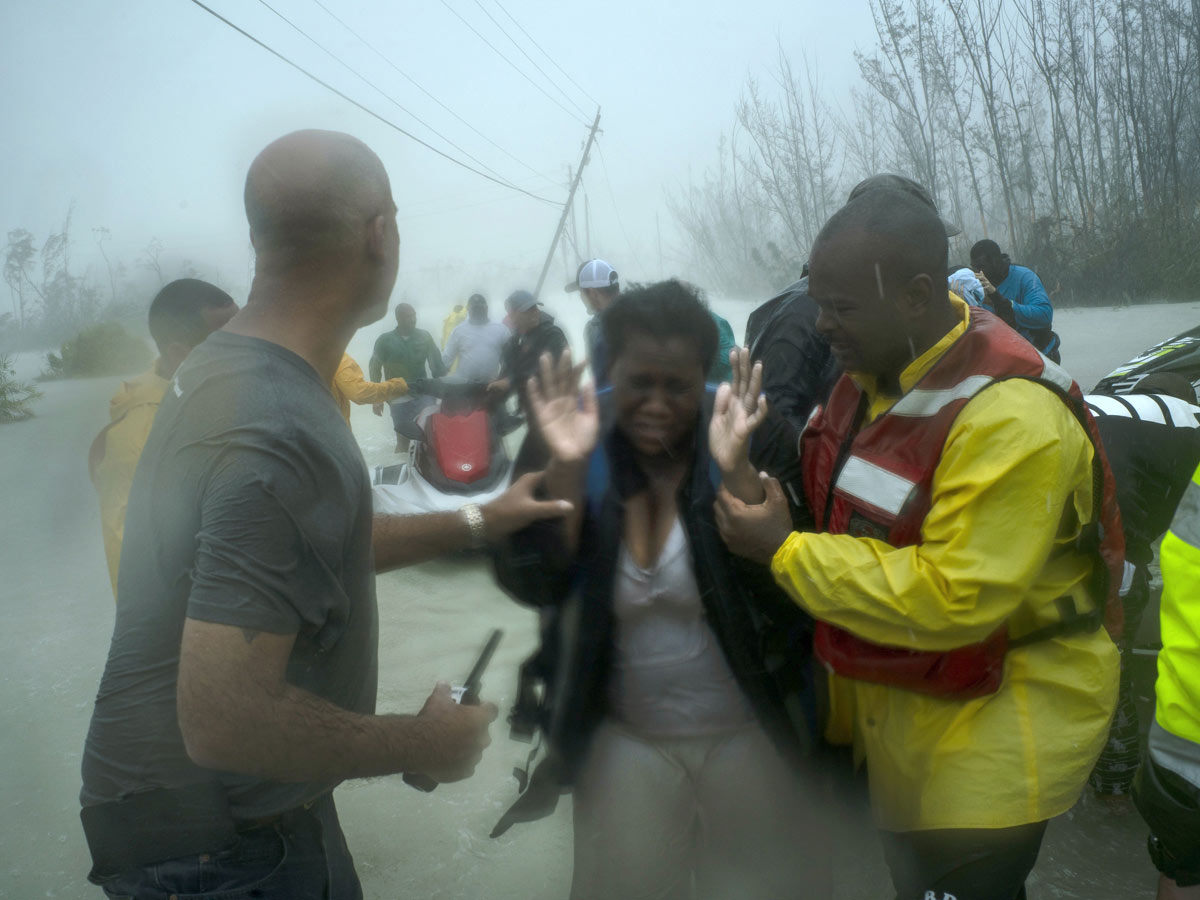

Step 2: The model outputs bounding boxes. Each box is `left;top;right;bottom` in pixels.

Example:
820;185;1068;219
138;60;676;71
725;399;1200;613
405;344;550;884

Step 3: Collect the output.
460;503;486;548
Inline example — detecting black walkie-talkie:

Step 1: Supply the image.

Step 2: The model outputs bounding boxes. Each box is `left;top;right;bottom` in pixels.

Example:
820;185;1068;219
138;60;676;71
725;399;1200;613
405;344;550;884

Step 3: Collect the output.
403;629;503;792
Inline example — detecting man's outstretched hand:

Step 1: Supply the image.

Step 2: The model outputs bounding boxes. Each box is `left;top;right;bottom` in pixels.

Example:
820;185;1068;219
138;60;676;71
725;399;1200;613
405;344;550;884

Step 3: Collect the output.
481;471;573;540
714;474;794;565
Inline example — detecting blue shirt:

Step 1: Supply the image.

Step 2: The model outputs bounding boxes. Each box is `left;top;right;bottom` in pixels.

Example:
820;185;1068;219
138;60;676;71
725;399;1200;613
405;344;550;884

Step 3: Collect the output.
993;265;1053;334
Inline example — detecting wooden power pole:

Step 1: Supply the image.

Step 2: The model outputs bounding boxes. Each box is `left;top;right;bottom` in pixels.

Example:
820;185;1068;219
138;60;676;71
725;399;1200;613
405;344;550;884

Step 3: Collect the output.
534;108;601;298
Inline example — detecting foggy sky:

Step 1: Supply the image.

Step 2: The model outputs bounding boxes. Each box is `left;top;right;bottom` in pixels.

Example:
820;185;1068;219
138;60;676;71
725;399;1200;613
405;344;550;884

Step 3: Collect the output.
1;0;875;305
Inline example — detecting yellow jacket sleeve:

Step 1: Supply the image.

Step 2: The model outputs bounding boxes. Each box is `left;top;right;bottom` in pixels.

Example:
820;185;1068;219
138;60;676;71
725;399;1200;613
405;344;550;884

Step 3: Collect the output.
93;405;159;599
771;379;1095;650
334;355;408;405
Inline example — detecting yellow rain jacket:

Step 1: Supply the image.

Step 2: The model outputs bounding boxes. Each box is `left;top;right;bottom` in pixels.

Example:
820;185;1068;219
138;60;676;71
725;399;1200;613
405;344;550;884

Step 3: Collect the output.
89;366;170;599
772;299;1118;832
331;353;407;425
442;308;468;349
1155;466;1200;751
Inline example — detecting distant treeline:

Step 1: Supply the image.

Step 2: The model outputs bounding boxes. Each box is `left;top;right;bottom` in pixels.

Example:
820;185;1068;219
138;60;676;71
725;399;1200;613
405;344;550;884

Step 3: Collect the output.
3;208;216;349
671;0;1200;308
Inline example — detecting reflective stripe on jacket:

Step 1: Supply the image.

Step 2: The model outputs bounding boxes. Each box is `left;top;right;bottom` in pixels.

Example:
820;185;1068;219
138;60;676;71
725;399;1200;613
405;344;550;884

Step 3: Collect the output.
1156;467;1200;751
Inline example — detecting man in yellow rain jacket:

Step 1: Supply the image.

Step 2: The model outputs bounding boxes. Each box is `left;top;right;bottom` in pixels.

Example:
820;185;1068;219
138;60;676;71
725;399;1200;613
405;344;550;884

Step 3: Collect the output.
332;353;407;427
714;190;1119;900
1134;462;1200;898
89;280;238;598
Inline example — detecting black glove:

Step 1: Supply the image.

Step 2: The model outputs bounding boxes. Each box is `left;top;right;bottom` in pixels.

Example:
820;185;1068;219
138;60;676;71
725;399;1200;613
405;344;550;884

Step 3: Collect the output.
990;293;1016;326
408;377;435;397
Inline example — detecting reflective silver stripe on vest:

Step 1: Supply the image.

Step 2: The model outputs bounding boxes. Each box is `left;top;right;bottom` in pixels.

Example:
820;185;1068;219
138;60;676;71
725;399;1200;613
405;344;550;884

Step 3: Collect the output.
889;374;995;418
1038;354;1075;392
1170;478;1200;551
1149;718;1200;788
835;455;918;517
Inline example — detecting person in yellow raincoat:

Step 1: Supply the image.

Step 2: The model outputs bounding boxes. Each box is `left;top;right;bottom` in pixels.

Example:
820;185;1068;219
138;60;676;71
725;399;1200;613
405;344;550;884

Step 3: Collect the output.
442;302;468;348
713;190;1118;900
332;353;407;428
88;279;238;599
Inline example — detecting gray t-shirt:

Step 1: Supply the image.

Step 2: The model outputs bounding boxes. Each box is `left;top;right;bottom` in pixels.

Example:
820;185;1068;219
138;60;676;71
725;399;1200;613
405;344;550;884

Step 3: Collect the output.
81;331;377;818
442;319;510;382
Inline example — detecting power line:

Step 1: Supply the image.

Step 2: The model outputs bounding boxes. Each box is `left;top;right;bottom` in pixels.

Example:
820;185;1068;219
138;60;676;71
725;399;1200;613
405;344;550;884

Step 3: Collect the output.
469;0;590;120
255;0;515;188
305;0;557;188
596;139;649;272
437;0;591;128
490;0;599;109
183;0;561;206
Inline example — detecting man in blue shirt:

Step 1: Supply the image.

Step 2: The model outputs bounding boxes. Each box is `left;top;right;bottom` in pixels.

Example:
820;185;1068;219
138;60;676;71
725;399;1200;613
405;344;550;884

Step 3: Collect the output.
970;239;1061;362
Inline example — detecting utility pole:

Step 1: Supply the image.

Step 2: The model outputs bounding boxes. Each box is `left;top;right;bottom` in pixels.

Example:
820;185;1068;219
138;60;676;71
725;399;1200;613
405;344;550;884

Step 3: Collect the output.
534;108;601;298
558;165;572;281
585;193;592;259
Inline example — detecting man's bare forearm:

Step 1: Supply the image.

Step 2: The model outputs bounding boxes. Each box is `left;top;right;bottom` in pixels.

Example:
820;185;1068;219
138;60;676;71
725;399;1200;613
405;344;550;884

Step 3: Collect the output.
177;625;445;782
372;511;471;572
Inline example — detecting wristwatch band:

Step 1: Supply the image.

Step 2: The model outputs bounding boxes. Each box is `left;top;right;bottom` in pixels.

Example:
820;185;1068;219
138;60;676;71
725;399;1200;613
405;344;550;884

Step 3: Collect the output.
460;503;487;548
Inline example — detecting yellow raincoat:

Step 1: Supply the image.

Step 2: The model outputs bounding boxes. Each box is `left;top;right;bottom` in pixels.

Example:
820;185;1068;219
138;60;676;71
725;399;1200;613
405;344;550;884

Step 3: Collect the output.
442;307;468;349
89;366;169;599
772;299;1118;832
331;353;407;425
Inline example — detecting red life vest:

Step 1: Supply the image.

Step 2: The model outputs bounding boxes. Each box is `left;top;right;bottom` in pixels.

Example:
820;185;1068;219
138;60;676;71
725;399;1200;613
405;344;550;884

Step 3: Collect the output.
802;308;1124;698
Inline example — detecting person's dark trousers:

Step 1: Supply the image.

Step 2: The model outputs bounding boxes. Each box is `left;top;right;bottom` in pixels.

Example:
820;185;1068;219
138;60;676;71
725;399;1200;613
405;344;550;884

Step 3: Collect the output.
880;820;1049;900
91;793;362;900
1090;564;1152;794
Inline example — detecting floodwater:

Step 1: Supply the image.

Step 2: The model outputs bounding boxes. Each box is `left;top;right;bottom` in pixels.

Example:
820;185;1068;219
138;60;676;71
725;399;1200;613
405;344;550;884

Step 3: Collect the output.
2;297;1196;898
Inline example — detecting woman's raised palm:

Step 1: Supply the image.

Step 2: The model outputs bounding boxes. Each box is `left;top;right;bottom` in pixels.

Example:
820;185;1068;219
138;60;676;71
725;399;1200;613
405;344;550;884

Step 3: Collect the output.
528;350;599;464
709;347;768;473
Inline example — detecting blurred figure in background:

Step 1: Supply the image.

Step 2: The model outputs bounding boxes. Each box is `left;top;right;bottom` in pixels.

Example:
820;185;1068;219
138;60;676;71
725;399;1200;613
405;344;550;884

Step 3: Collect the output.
970;239;1061;362
566;258;620;388
441;302;466;349
332;353;407;430
441;293;509;383
88;278;237;599
370;302;446;454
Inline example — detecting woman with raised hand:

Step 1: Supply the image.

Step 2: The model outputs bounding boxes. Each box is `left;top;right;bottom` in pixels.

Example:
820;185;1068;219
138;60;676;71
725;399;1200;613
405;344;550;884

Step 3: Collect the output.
492;279;829;900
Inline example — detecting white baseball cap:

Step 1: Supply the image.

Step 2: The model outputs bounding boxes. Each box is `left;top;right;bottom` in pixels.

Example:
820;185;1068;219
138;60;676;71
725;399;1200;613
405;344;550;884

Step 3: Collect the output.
565;258;619;292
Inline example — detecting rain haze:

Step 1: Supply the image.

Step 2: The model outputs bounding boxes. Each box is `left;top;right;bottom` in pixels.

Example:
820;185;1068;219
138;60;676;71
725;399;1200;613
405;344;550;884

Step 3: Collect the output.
3;0;1199;897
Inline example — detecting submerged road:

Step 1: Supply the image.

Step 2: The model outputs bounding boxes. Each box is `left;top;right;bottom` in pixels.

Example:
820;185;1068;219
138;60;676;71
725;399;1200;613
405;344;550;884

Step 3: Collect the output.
3;297;1194;898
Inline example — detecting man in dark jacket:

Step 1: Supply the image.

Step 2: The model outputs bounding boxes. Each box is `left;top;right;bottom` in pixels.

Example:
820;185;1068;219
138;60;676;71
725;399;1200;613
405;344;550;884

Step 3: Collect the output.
745;270;839;430
488;290;569;414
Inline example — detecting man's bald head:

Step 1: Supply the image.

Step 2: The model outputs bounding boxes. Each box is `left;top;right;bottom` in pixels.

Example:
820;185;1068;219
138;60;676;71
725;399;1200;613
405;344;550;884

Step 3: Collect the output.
813;189;950;293
808;190;955;381
244;130;394;265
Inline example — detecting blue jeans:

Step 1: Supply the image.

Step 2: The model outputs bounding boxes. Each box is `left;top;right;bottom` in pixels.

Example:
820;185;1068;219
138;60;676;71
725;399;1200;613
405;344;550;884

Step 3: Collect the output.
92;794;361;900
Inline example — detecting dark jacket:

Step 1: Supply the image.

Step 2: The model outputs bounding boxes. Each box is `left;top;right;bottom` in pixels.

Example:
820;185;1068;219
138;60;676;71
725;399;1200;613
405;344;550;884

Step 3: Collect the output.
489;391;816;835
500;313;568;412
1086;393;1200;566
745;277;839;431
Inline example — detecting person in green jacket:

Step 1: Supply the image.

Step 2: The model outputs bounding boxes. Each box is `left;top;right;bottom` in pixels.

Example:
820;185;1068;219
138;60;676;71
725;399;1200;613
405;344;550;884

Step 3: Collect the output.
1134;460;1200;899
370;302;446;453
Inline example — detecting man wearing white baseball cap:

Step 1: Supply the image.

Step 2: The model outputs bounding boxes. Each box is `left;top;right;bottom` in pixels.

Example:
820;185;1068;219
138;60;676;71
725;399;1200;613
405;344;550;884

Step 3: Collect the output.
566;258;620;387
